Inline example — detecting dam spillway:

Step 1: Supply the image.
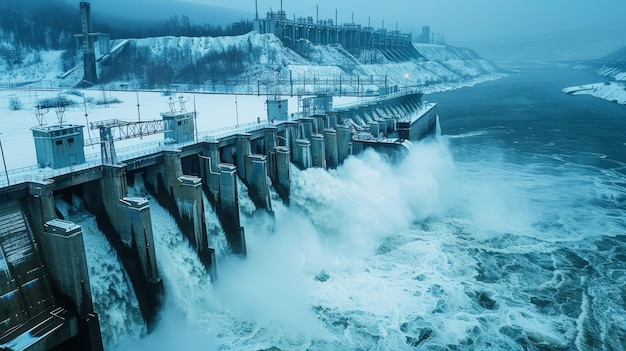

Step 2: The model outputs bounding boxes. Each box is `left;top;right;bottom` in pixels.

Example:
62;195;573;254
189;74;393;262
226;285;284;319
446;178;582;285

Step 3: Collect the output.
0;91;437;349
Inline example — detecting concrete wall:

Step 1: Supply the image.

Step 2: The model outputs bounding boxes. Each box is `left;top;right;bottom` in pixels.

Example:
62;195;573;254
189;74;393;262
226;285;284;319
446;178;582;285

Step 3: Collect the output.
324;129;338;169
336;124;352;165
1;196;104;350
244;155;272;212
0;200;56;333
293;139;312;169
272;146;291;204
310;134;326;169
410;105;438;141
147;152;216;271
76;165;164;328
234;134;252;180
199;141;221;206
217;164;246;256
41;219;93;317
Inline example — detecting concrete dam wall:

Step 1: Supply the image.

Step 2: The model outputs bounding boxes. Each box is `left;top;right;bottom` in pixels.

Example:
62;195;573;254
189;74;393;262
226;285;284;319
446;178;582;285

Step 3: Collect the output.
0;92;437;350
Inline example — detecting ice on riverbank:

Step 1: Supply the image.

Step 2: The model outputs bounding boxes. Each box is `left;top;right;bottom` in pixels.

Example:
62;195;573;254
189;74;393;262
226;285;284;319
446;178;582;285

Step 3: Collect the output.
562;81;626;105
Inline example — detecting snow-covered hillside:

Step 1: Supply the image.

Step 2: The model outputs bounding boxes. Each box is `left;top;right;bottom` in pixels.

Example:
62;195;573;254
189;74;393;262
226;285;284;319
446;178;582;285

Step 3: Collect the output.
562;82;626;105
565;46;626;105
1;32;504;94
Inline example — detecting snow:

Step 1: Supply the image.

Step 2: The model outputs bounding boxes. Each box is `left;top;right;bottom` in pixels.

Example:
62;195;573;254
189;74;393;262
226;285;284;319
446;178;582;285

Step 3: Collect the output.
0;32;505;186
562;81;626;105
2;32;504;93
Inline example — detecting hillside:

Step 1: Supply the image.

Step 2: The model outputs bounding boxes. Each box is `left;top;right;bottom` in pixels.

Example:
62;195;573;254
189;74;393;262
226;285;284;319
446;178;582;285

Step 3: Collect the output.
564;46;626;105
1;31;504;94
574;46;626;81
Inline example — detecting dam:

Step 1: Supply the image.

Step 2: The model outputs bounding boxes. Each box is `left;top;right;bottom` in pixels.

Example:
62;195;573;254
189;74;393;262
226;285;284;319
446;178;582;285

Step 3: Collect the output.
0;91;437;349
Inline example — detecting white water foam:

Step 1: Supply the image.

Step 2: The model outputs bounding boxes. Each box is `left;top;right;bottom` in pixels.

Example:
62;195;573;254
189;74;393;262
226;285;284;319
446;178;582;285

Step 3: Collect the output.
113;135;626;350
202;194;231;260
54;197;146;348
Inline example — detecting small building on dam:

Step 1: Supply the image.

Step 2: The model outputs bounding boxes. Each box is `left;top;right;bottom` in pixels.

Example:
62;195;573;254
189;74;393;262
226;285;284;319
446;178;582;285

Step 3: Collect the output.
0;90;438;350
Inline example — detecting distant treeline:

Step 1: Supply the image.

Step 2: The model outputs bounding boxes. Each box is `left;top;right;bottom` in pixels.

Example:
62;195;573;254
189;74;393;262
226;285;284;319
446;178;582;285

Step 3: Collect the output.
0;0;78;66
101;37;265;87
97;15;253;40
0;0;252;67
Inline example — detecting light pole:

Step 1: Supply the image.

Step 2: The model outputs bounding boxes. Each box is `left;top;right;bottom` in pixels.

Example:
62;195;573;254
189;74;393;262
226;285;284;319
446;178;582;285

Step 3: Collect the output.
234;94;239;127
404;73;410;91
0;133;10;186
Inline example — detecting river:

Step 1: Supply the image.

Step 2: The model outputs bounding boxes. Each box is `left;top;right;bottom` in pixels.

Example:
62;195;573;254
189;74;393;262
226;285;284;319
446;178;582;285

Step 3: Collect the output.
116;67;626;350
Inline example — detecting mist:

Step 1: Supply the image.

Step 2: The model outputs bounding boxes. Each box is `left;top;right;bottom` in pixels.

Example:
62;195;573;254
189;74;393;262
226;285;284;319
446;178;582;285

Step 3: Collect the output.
204;0;626;61
4;0;625;61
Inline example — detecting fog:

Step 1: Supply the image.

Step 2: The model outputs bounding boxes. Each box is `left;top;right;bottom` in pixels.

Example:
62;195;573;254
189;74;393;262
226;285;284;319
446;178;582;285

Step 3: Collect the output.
7;0;621;61
245;0;626;60
127;0;626;60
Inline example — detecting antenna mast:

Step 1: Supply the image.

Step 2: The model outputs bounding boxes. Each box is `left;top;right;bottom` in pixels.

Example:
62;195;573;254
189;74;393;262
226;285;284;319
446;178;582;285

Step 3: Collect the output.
54;102;68;127
178;95;189;112
34;104;50;127
168;97;177;113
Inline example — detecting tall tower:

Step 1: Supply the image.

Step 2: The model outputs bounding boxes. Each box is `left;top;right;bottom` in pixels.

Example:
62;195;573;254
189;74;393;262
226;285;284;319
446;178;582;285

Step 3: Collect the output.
421;25;430;44
79;2;97;84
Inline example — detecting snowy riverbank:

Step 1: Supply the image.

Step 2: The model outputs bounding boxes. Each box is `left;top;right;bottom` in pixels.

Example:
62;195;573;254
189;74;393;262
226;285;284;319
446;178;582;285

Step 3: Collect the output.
562;81;626;105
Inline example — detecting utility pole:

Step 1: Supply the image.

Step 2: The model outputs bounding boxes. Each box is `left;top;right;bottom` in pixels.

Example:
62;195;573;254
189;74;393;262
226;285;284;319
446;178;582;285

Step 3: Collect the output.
193;92;198;142
0;134;9;186
235;94;239;127
136;91;142;138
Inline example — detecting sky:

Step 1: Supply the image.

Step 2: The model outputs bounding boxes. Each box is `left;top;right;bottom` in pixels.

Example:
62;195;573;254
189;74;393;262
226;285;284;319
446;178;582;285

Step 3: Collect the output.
50;0;626;60
180;0;626;60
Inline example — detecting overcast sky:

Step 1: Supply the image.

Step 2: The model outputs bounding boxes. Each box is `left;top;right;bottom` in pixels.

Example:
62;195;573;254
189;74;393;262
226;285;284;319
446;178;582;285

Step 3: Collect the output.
85;0;626;60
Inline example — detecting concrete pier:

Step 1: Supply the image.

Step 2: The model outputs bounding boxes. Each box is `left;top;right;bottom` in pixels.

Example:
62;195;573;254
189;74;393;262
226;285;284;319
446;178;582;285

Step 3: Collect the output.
199;141;221;205
146;152;216;276
40;219;104;351
198;147;246;260
369;122;380;138
245;154;272;212
293;139;312;169
298;117;314;140
81;164;163;327
234;134;252;179
41;220;93;316
175;175;216;274
217;164;246;256
324;128;339;169
272;146;291;204
336;124;353;165
118;196;161;287
310;134;327;169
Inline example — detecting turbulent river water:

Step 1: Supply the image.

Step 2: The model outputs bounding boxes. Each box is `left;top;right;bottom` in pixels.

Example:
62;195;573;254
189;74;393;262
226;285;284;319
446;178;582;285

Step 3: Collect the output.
96;66;626;350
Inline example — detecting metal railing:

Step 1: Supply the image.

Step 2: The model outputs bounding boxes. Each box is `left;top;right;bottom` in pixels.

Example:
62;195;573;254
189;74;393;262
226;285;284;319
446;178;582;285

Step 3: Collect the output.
0;90;422;189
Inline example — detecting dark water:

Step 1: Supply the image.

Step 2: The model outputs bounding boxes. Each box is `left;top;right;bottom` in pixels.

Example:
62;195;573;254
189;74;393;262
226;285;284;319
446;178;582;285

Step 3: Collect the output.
432;68;626;170
422;67;626;350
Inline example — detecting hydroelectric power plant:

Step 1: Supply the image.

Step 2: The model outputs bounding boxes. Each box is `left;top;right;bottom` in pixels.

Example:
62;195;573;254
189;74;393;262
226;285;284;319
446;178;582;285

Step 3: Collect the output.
0;89;437;349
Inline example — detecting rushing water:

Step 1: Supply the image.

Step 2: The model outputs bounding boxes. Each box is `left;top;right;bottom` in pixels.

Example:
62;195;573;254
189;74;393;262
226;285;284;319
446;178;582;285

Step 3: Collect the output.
113;67;626;350
54;195;146;348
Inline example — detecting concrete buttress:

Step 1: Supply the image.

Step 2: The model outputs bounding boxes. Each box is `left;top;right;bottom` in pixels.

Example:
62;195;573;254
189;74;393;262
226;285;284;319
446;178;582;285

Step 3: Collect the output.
217;164;246;256
336;124;353;165
273;146;291;204
310;134;326;169
245;154;272;212
324;128;338;169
